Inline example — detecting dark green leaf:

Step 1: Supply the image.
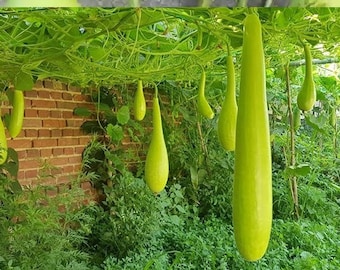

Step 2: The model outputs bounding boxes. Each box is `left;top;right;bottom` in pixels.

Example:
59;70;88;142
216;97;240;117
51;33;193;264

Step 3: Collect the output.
73;107;92;117
106;124;124;144
117;106;130;125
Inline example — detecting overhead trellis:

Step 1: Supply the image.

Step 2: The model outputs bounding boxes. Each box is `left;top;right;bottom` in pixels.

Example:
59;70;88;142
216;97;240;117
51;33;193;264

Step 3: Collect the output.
0;7;339;88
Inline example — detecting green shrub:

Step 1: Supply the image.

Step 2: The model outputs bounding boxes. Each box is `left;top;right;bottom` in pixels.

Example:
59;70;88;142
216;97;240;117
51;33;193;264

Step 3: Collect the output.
81;171;163;264
0;183;91;270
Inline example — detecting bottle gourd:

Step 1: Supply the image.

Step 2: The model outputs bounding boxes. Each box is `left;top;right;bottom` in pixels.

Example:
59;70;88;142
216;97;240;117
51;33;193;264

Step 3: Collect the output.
9;90;25;138
233;14;272;262
0;119;8;165
133;79;146;121
218;55;238;151
297;43;316;111
144;94;169;193
197;70;214;119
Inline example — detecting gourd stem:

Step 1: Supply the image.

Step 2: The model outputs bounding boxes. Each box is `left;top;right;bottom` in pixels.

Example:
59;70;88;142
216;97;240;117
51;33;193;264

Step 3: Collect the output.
152;82;158;97
284;62;300;220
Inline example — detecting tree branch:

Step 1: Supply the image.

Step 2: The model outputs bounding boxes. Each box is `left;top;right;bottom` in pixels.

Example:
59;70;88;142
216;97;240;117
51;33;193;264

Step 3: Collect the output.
289;58;339;67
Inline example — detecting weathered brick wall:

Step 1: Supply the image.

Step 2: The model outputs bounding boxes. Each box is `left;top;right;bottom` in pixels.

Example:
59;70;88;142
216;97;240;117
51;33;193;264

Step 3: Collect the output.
5;80;95;191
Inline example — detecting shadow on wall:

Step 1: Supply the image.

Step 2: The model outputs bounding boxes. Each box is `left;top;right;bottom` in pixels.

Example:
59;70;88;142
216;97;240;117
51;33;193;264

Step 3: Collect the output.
0;0;291;7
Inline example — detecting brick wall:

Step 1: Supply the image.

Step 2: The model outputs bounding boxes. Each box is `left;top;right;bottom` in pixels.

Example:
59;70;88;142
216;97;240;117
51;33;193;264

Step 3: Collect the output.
5;80;95;190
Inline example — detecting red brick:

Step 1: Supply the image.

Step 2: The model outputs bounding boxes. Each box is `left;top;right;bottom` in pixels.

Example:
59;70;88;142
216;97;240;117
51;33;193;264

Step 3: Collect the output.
62;165;75;174
62;129;74;136
25;100;32;108
73;94;86;102
43;80;53;89
33;80;44;89
18;170;25;180
33;138;57;148
38;129;51;137
25;169;38;179
62;92;73;100
58;137;78;146
38;110;50;118
56;101;76;109
25;129;38;137
52;148;64;156
50;157;66;166
75;146;85;154
25;109;38;117
51;129;62;137
7;138;32;149
17;150;26;159
50;110;62;118
38;90;50;99
64;147;75;155
40;148;53;157
24;90;38;98
57;174;73;185
62;110;74;118
23;119;42;127
81;181;92;190
26;149;40;158
21;159;40;169
52;80;67;90
32;99;56;108
66;119;83;127
50;91;62;100
68;156;81;163
67;85;81;92
79;137;91;145
43;119;66;128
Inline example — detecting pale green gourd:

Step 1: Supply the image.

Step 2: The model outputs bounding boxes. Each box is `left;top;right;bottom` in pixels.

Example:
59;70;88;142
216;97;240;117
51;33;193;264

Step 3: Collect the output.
297;43;316;111
133;79;146;121
233;13;272;262
9;90;25;138
218;55;238;151
197;70;214;119
0;119;8;165
144;92;168;193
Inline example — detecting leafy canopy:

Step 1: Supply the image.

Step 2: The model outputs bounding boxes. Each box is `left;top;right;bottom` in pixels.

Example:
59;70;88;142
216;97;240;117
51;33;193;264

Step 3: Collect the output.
0;7;339;88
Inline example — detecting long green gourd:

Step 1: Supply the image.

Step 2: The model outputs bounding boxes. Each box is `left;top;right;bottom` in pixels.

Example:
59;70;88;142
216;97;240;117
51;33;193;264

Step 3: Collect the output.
144;88;169;193
233;13;272;262
133;79;146;121
218;55;238;151
197;70;215;119
297;43;316;111
9;90;25;138
0;119;8;165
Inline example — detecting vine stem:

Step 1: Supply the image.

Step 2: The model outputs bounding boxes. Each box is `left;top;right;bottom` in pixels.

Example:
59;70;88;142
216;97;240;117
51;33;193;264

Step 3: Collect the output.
285;62;300;220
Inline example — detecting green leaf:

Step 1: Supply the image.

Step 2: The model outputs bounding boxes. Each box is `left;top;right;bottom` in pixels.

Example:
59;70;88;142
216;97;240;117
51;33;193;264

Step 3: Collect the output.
117;106;130;125
73;107;92;117
106;124;124;144
285;163;311;177
14;71;34;91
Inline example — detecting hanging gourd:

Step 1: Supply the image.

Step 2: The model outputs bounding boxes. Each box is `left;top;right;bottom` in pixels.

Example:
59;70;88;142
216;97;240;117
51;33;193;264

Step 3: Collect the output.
144;85;169;193
233;13;272;262
297;43;316;111
0;119;8;165
133;79;146;121
197;69;215;119
8;90;25;138
218;54;238;151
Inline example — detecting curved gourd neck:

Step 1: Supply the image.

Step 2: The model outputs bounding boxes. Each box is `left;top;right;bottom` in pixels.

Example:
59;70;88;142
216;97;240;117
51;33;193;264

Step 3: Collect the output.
226;55;236;100
303;44;313;79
